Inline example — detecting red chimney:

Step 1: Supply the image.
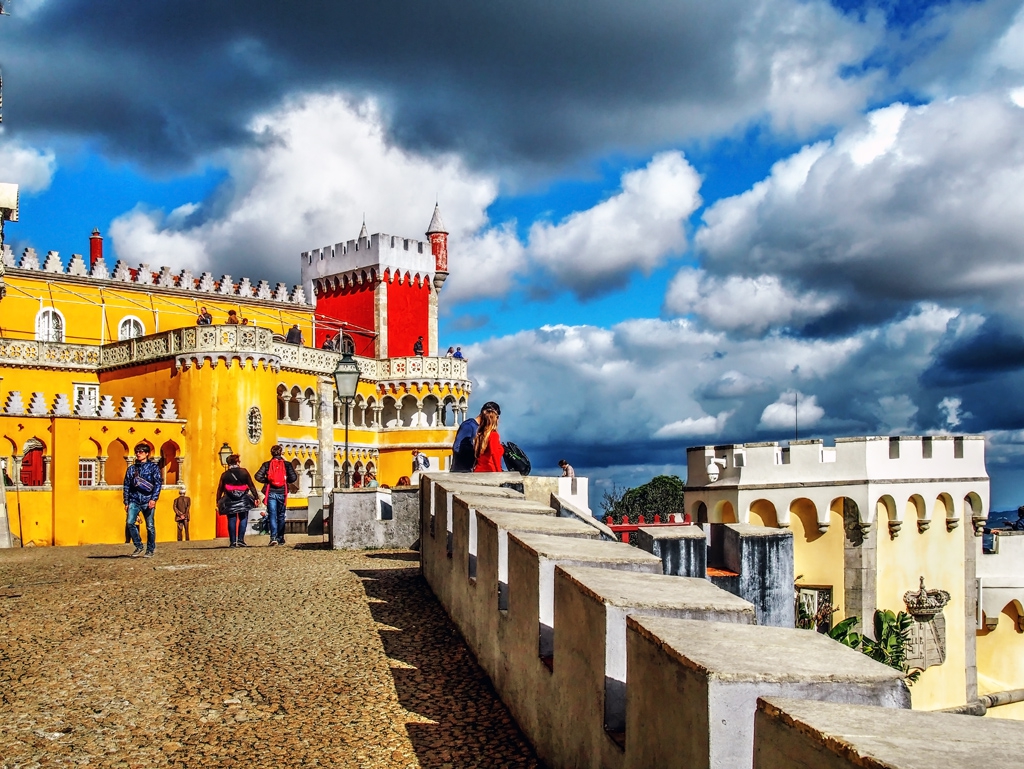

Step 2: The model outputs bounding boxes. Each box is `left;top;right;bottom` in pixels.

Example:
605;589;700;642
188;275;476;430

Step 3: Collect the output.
89;228;103;268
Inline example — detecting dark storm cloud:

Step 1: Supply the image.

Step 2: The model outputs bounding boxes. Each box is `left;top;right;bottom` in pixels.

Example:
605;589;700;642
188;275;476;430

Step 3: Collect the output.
0;0;871;169
923;316;1024;387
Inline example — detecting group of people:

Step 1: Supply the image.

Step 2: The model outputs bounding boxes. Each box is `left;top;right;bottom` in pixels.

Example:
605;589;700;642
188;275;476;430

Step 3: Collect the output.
195;307;253;326
122;442;299;556
444;346;465;360
350;467;378;488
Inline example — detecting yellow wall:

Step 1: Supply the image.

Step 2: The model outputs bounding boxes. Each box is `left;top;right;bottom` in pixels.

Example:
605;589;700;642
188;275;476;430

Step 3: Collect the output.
977;604;1024;721
0;413;184;546
875;512;966;710
791;499;846;619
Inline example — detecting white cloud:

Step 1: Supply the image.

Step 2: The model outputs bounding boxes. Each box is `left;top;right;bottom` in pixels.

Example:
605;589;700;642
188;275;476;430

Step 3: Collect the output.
758;391;825;431
693;93;1024;327
463;304;956;461
111;93;499;289
0;137;56;193
664;269;838;335
528;152;702;297
742;0;885;135
655;411;734;439
107;96;703;303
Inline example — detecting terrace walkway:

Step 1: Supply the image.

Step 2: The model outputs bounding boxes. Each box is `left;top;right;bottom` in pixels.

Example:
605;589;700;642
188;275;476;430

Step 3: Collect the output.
0;537;541;768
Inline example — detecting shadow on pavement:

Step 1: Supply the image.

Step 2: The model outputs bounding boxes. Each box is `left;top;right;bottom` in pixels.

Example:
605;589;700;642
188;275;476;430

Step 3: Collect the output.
354;566;543;768
365;551;420;562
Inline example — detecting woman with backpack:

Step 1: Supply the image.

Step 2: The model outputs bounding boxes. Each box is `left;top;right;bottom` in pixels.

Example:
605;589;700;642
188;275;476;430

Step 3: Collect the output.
473;408;504;473
216;454;259;548
254;445;298;546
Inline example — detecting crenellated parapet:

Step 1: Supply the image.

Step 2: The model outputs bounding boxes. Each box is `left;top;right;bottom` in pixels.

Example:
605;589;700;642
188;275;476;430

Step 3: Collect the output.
5;246;310;306
301;231;436;299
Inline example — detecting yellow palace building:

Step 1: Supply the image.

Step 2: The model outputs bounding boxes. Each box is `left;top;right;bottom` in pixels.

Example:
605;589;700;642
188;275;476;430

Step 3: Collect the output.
0;207;471;546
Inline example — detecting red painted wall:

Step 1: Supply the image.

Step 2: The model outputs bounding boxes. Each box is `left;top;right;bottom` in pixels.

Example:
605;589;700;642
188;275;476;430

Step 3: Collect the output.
314;283;377;357
387;277;430;357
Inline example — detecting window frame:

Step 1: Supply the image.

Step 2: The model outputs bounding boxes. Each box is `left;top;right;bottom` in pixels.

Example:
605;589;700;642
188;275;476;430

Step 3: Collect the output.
117;315;146;341
35;308;66;343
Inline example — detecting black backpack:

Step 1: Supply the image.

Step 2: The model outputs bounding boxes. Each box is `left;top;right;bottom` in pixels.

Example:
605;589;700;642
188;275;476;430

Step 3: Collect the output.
502;442;531;476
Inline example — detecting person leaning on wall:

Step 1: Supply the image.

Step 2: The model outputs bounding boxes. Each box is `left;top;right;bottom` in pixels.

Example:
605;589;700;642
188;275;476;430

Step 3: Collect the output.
450;401;501;473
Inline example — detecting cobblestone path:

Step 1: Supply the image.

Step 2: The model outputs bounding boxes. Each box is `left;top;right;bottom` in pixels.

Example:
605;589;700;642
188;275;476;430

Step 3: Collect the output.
0;538;542;768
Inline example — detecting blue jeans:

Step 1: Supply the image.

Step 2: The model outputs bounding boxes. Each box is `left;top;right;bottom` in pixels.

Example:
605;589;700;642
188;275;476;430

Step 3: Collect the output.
226;513;247;545
267;491;287;543
127;502;156;553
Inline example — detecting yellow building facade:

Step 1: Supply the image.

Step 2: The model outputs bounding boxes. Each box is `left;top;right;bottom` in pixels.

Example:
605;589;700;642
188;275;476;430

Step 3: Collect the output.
0;223;471;547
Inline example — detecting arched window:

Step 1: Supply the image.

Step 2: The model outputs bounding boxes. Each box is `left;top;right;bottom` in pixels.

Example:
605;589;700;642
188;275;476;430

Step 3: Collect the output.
340;334;355;354
118;316;145;340
35;308;65;342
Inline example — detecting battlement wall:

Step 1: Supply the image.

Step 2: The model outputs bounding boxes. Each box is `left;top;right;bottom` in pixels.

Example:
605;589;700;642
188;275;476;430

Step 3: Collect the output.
418;473;916;769
1;244;309;306
686;435;987;488
300;231;436;292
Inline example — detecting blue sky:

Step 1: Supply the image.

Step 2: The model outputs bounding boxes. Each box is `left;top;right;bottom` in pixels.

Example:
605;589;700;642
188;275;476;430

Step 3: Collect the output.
4;0;1024;508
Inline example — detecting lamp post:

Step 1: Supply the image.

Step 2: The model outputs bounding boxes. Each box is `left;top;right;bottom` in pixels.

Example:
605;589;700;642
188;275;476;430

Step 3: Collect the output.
332;352;361;489
218;443;233;467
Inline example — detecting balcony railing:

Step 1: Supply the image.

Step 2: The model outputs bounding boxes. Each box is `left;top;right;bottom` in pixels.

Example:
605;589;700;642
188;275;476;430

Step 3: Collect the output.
0;328;469;383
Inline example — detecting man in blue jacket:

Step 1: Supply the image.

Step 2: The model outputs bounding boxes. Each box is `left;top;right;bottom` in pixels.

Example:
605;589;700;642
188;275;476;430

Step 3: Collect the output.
123;443;163;558
451;401;500;472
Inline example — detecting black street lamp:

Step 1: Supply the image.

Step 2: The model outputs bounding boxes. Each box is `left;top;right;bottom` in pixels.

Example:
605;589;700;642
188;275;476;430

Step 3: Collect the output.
218;442;233;467
333;352;361;489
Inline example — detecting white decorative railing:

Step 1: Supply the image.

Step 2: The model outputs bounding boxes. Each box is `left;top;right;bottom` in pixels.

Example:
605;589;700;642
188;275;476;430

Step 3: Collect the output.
0;329;470;384
0;339;100;370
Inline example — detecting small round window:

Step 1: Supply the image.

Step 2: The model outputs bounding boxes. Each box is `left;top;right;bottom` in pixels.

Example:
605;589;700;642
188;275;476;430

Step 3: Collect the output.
247;406;262;444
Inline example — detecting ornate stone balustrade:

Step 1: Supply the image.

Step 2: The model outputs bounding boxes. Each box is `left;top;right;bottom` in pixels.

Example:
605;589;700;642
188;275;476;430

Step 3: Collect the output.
0;329;470;387
0;339;100;370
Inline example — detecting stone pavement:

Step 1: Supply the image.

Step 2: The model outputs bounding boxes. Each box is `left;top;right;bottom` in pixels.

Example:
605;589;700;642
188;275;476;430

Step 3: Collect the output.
0;537;542;768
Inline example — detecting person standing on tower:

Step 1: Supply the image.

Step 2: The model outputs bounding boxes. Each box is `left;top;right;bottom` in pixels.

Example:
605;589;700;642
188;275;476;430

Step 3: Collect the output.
413;336;424;356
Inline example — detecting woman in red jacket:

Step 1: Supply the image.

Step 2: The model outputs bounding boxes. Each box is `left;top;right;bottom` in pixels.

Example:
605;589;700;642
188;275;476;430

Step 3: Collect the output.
473;408;504;473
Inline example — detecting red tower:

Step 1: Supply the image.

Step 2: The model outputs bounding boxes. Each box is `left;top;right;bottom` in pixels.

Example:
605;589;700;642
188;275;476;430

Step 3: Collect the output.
301;206;449;359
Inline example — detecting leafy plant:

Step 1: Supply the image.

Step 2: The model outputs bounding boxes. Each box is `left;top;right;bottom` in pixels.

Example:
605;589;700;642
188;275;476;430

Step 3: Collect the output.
860;609;923;684
818;609;922;685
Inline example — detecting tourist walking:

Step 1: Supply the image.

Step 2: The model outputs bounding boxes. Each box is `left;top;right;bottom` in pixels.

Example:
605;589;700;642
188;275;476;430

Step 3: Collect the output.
254;445;297;546
174;488;192;541
123;443;162;558
216;454;259;548
473;408;504;473
559;459;575;478
285;324;303;344
451;401;501;473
